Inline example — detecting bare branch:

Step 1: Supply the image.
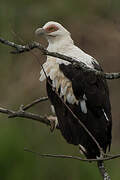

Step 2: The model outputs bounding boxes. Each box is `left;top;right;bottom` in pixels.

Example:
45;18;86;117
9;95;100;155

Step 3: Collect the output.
0;106;56;128
24;148;120;162
8;96;48;118
23;96;48;111
0;37;120;80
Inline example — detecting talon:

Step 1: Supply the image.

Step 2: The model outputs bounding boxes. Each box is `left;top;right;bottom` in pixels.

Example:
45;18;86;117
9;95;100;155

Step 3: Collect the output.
47;116;58;132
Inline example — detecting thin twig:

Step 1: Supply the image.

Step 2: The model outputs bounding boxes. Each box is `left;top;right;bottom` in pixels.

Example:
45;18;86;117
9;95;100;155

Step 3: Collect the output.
19;96;48;111
24;148;120;162
0;37;120;80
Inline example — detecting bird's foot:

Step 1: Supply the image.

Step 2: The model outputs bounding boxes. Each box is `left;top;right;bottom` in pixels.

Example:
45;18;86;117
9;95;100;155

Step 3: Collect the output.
47;115;58;132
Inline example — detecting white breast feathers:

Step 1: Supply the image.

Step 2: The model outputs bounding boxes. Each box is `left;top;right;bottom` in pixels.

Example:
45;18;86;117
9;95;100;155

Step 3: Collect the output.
40;56;78;105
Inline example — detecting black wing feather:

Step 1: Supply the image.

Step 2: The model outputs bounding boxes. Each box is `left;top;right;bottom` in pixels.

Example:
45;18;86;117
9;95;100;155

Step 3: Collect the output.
46;62;112;158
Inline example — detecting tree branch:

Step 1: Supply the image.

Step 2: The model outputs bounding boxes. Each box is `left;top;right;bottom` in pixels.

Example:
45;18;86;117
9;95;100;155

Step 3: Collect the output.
0;37;120;80
0;105;58;128
8;96;48;118
23;96;48;111
24;148;120;163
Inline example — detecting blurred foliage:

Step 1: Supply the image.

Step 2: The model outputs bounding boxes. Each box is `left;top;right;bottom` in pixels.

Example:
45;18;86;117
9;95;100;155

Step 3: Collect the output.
0;0;120;179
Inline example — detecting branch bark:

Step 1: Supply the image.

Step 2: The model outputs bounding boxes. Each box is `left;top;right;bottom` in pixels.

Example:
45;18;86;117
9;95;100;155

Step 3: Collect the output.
0;37;120;80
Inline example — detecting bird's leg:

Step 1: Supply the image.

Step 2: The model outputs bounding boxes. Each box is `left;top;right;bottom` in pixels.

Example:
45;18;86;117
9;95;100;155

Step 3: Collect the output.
97;161;111;180
47;115;58;132
47;105;59;132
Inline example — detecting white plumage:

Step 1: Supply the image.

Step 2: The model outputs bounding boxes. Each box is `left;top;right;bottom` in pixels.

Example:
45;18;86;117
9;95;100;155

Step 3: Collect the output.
36;21;96;106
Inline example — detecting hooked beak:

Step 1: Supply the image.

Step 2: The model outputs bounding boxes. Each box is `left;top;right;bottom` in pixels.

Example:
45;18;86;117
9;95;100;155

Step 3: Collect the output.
35;28;46;36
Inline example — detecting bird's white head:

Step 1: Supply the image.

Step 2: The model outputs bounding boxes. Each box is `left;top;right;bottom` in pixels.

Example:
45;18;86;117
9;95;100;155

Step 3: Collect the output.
35;21;72;46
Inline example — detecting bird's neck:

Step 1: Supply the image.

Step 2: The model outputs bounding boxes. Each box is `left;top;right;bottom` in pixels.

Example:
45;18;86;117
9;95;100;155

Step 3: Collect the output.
47;35;74;52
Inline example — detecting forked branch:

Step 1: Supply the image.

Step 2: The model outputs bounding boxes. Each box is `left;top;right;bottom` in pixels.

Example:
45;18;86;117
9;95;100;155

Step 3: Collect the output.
0;96;57;128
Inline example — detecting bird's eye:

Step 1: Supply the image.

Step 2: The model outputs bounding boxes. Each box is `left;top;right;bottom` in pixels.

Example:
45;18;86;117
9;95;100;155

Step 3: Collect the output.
46;25;59;33
48;27;55;31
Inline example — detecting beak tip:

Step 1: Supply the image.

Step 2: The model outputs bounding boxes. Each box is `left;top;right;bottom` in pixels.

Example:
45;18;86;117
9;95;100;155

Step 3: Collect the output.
35;28;45;36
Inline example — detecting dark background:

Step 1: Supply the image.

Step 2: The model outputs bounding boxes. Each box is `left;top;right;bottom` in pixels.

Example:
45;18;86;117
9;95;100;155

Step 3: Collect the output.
0;0;120;179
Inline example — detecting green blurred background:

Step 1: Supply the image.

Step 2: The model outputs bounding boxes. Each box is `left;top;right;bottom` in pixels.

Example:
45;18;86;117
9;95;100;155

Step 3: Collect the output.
0;0;120;179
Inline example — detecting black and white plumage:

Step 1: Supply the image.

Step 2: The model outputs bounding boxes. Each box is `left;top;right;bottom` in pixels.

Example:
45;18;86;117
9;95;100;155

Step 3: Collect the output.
35;21;112;159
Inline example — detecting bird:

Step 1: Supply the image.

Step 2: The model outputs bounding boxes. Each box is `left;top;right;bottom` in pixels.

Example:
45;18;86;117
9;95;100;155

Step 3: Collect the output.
35;21;112;159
